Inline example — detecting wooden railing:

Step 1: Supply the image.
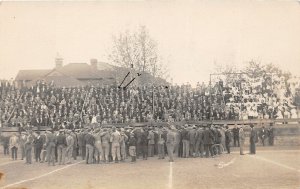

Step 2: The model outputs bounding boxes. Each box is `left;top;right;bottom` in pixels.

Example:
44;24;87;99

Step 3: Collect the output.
0;118;299;132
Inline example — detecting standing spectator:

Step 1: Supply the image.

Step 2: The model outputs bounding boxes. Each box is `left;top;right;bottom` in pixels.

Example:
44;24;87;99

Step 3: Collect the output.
232;124;240;147
120;128;128;161
174;127;181;157
249;124;258;154
128;133;137;163
181;124;189;158
268;125;275;146
78;130;86;160
25;131;34;164
65;130;74;164
85;129;95;164
93;128;102;164
166;125;176;162
195;126;204;158
239;126;245;155
214;127;222;155
2;135;10;156
101;128;110;163
9;133;19;160
147;128;155;157
46;130;57;166
110;126;121;163
188;125;197;157
57;130;67;165
202;125;214;158
259;126;267;146
225;126;232;154
19;132;27;160
33;131;43;162
140;128;148;160
156;127;166;159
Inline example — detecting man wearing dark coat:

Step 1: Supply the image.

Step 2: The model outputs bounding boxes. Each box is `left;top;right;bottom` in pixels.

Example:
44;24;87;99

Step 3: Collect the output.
202;125;214;158
34;131;44;162
225;126;232;154
268;125;275;146
259;126;267;146
250;124;258;154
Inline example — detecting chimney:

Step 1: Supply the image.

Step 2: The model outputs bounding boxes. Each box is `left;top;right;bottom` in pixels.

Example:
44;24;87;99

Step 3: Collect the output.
90;59;98;70
55;57;63;69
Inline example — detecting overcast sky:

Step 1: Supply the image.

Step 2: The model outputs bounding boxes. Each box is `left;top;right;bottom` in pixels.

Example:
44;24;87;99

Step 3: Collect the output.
0;1;300;86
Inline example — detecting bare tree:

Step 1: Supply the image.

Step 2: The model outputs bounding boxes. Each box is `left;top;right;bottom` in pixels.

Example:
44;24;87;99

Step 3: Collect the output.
108;25;169;85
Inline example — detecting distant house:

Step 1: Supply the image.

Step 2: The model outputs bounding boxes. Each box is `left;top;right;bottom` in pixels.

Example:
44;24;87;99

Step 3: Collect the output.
15;58;117;87
15;58;168;88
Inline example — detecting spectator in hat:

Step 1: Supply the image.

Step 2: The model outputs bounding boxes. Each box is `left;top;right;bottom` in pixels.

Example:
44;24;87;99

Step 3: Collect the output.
101;128;111;163
19;132;27;160
268;124;275;146
128;133;137;163
65;130;75;164
93;128;103;164
33;131;43;162
232;124;240;147
213;127;222;155
259;126;267;146
202;125;214;158
181;124;189;158
56;129;67;165
225;126;232;154
195;126;204;158
85;129;95;164
110;126;121;163
147;128;155;157
166;125;176;162
188;125;197;157
45;130;57;166
239;126;245;155
1;135;10;156
249;124;258;154
9;133;19;160
120;128;128;161
140;128;149;160
25;131;34;164
174;126;181;157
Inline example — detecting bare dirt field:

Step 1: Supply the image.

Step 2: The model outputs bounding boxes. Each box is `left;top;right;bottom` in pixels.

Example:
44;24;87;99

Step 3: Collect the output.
0;146;299;189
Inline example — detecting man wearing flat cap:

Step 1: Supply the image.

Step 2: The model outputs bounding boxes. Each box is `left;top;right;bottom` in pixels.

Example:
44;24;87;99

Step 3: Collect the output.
57;129;67;165
249;124;258;154
93;128;103;164
65;130;75;164
225;125;232;154
181;124;189;158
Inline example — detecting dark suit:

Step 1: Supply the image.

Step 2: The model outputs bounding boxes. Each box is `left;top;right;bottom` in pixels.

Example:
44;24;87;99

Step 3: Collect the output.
34;136;44;162
202;128;214;157
250;128;257;154
225;130;232;154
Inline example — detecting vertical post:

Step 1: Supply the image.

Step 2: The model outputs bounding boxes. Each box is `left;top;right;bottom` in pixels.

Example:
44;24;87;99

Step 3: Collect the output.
152;85;155;118
209;74;212;121
270;73;274;120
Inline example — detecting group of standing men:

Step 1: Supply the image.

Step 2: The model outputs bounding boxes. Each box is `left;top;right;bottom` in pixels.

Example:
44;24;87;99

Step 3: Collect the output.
1;123;274;164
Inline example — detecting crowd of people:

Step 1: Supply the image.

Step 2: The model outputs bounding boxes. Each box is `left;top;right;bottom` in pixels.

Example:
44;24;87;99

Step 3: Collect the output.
0;73;299;130
0;123;275;165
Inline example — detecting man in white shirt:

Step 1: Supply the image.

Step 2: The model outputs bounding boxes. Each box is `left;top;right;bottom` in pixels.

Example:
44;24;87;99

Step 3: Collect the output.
9;133;19;160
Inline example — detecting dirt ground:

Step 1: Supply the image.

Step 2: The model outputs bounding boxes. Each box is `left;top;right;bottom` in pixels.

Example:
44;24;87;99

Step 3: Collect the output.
0;146;299;189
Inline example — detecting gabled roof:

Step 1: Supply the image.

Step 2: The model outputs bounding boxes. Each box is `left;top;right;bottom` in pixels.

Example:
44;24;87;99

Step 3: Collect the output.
27;75;85;88
57;63;101;79
15;69;52;81
97;61;115;71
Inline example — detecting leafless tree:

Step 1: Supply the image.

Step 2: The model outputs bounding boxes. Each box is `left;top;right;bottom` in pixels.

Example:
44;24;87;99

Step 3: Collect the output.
108;25;169;85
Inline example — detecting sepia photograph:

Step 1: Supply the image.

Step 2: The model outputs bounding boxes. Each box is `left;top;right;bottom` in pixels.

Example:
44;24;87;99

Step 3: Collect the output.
0;1;300;189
